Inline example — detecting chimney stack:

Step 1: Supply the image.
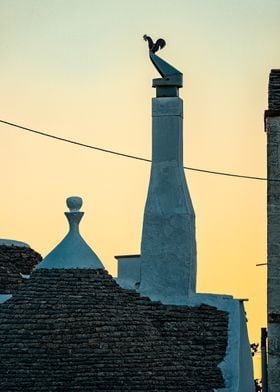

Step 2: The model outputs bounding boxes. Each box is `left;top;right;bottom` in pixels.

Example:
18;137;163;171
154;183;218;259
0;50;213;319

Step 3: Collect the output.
138;46;197;303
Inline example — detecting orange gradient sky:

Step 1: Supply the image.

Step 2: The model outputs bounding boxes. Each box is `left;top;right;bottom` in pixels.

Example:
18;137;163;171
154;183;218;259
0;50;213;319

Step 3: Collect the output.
1;0;280;376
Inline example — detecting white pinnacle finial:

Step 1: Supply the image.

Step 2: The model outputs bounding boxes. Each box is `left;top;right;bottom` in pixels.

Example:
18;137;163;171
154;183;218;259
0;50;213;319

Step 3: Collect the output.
66;196;83;212
37;196;104;270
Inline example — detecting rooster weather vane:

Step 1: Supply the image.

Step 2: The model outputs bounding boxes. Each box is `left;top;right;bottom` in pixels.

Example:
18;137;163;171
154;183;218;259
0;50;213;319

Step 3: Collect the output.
143;35;166;54
143;34;182;91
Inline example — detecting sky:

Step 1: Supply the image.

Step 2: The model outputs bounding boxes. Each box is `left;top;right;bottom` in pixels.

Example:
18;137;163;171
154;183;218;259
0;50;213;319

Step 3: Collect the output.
1;0;280;377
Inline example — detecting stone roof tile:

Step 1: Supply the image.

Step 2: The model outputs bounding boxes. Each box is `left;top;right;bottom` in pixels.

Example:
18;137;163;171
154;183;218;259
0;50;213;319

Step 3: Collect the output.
0;268;228;391
0;245;42;294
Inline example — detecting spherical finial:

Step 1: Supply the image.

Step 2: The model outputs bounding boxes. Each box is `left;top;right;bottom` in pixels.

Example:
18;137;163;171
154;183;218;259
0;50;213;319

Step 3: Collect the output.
66;196;83;212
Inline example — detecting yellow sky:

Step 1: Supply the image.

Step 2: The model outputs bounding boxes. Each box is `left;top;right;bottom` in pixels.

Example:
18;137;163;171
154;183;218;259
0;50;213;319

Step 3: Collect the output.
1;0;279;377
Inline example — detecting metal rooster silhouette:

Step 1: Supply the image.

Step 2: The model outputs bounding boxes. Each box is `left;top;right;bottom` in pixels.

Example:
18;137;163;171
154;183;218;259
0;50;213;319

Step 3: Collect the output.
143;35;166;53
143;34;182;89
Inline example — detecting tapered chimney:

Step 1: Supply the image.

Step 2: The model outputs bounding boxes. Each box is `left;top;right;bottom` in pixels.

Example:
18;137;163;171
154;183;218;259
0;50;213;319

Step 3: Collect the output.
138;43;197;303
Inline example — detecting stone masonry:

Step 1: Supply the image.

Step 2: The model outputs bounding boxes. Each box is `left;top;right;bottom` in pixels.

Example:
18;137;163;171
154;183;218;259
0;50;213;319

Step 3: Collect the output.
266;69;280;392
0;245;42;294
0;268;228;392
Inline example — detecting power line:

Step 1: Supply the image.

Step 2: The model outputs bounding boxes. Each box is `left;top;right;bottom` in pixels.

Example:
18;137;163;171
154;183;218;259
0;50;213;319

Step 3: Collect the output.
0;119;151;163
0;118;274;182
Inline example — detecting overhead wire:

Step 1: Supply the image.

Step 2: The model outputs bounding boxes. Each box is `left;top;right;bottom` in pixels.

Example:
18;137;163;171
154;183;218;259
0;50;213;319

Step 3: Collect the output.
0;118;275;182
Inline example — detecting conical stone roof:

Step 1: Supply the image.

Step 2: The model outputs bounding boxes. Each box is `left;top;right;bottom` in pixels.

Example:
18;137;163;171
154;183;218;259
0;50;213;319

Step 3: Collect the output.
0;196;228;391
0;268;228;391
